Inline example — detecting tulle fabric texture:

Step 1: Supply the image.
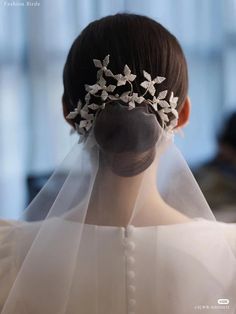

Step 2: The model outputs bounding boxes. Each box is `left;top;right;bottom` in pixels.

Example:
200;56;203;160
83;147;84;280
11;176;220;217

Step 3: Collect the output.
1;115;236;314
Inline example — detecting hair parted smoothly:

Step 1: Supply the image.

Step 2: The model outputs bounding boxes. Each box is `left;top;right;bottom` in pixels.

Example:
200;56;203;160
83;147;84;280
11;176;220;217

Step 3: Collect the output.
62;13;189;176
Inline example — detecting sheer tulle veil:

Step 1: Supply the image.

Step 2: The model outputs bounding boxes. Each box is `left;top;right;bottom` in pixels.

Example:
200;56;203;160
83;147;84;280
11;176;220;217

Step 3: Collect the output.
1;13;236;314
1;115;236;313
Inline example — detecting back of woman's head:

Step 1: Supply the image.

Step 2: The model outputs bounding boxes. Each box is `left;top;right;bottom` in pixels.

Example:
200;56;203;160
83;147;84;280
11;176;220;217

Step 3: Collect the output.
62;13;188;176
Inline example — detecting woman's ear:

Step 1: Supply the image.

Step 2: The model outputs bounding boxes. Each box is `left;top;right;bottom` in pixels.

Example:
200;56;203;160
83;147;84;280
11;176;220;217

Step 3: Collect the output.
176;96;191;128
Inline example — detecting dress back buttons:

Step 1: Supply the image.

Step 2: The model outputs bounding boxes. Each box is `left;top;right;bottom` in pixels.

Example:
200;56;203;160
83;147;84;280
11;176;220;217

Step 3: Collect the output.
124;225;137;314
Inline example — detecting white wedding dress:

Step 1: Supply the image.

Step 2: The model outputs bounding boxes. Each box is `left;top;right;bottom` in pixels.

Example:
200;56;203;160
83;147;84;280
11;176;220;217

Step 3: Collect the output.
1;107;236;313
1;216;236;313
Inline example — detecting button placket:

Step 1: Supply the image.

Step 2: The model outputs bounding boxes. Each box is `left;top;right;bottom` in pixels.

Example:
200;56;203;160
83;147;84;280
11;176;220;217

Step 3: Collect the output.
123;225;136;314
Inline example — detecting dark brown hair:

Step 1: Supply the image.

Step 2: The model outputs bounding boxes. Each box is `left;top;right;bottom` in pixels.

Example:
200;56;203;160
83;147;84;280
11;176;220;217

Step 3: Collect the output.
62;13;188;176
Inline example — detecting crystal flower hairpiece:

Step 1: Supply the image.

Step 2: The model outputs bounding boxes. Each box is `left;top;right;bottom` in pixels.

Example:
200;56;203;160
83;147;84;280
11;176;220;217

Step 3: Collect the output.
66;55;179;137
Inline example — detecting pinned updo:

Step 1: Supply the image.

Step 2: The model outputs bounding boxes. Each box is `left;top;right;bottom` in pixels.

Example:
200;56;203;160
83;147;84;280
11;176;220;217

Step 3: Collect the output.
62;13;188;176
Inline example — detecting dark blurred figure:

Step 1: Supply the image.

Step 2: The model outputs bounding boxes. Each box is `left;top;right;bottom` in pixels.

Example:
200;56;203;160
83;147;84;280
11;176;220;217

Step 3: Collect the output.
194;112;236;223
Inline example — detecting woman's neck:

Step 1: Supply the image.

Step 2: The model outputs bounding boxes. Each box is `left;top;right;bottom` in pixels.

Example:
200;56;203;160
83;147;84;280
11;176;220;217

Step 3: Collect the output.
85;166;144;226
86;160;191;227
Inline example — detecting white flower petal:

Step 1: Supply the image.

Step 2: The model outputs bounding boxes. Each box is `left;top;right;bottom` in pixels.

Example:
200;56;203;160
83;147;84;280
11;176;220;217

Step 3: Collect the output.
76;100;82;110
117;79;127;86
101;90;108;100
158;90;168;100
106;84;116;92
85;93;91;104
148;84;156;96
105;69;114;77
171;108;179;118
152;96;158;103
93;59;102;68
154;76;166;84
151;103;158;111
166;118;178;131
82;104;89;112
103;55;110;67
124;65;131;76
169;92;174;101
159;100;169;108
173;96;179;103
98;76;106;87
66;111;78;119
163;108;171;113
143;70;151;81
85;84;91;92
88;103;99;110
133;93;144;104
136;96;145;104
158;109;169;122
170;92;179;106
128;100;136;110
129;74;136;81
96;69;103;79
114;74;122;81
86;84;101;94
140;81;149;89
171;102;178;110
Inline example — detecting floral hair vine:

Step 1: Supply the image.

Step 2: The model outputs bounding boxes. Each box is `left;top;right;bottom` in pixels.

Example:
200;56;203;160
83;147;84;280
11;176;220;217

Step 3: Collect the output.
66;55;179;138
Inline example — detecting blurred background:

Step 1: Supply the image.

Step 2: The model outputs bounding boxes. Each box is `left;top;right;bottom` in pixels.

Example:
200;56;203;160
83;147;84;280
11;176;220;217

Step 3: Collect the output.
0;0;236;220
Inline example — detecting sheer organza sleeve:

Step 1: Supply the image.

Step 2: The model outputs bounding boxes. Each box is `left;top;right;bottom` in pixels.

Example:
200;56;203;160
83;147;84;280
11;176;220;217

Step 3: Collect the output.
219;222;236;256
0;220;19;310
0;219;42;311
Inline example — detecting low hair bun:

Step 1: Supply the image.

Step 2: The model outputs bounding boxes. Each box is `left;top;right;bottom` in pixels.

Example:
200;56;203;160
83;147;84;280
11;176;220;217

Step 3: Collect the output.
93;101;160;177
94;101;159;154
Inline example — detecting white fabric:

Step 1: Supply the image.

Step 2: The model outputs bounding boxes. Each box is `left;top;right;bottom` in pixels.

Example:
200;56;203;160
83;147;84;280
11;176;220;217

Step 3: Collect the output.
0;113;236;313
0;218;236;313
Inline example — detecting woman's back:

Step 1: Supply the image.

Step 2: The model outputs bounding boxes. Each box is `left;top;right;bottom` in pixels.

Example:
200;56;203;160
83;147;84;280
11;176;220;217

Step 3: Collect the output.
1;218;236;313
